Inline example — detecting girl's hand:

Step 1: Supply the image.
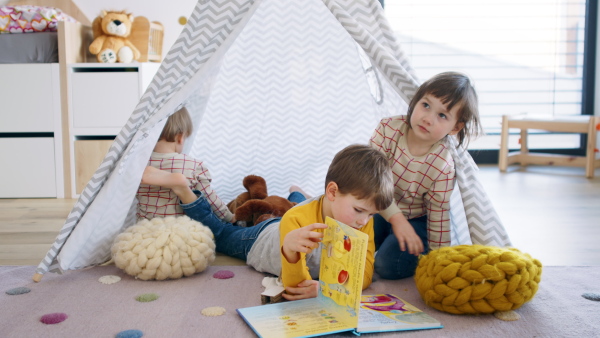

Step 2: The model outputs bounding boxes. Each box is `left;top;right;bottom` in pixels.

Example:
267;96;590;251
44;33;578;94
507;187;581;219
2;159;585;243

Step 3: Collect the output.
389;213;424;256
282;279;319;300
282;223;327;263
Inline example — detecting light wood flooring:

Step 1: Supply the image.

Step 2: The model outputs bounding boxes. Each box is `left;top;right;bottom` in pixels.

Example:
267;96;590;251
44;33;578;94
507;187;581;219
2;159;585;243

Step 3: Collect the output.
1;165;599;268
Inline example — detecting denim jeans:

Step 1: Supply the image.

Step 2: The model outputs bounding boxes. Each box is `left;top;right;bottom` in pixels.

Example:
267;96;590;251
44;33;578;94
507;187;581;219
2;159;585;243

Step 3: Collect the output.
373;213;429;279
180;190;306;261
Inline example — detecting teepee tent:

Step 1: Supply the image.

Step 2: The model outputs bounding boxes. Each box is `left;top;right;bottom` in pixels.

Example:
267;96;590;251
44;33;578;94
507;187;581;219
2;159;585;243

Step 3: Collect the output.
34;0;510;281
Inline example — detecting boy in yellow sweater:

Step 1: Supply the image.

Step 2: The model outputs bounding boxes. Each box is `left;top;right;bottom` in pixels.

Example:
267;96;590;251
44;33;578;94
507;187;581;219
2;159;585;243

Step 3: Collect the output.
279;144;393;300
141;144;394;301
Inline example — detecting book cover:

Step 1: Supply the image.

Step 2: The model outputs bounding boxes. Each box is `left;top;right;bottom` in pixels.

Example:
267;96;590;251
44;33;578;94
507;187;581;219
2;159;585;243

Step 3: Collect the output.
237;217;442;337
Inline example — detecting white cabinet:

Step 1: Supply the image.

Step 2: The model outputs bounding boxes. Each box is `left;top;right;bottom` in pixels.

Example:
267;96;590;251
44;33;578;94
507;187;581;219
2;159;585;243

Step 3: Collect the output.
69;63;160;136
66;63;160;196
0;64;63;198
0;65;57;133
0;62;159;198
0;138;57;198
71;71;140;129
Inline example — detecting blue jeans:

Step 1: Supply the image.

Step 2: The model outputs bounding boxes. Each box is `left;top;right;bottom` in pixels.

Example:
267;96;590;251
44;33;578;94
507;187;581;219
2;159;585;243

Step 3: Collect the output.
181;191;306;261
373;214;429;280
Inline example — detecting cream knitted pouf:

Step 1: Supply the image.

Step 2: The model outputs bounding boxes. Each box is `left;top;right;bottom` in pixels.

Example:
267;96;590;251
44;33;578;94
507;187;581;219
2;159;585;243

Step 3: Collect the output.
112;216;216;280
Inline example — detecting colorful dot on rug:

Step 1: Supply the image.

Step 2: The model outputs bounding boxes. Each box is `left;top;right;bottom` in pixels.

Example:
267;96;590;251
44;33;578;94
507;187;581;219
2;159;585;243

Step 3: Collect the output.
99;275;121;285
40;313;68;324
213;270;234;279
135;293;159;302
5;286;31;295
582;292;600;301
201;306;226;317
494;310;521;321
115;329;144;338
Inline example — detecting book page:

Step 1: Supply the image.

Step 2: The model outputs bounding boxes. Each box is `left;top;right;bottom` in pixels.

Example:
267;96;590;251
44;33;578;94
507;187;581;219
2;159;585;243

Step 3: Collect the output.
237;298;355;338
317;217;368;325
357;294;442;333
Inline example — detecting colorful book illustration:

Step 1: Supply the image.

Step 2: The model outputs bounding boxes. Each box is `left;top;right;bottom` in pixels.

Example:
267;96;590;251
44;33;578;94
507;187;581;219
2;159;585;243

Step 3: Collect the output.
237;217;442;337
357;294;442;334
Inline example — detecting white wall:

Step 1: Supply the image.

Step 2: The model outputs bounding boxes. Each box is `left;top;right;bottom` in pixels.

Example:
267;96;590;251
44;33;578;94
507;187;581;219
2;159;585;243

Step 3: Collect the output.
0;0;197;53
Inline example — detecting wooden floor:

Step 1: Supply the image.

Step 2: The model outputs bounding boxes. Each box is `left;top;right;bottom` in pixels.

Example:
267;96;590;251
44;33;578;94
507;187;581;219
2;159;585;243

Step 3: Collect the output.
1;165;599;269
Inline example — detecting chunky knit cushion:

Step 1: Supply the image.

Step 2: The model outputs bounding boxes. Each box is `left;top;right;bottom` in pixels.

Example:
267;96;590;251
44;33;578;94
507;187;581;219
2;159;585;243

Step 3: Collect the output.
112;216;216;280
415;245;542;314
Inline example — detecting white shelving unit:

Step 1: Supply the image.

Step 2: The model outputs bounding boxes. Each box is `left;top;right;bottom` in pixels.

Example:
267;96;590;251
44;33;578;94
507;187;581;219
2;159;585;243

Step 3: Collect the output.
0;64;64;198
66;62;161;197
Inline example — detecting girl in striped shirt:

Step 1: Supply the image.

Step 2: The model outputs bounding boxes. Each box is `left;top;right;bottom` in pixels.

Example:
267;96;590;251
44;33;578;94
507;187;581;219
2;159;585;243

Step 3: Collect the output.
369;72;483;279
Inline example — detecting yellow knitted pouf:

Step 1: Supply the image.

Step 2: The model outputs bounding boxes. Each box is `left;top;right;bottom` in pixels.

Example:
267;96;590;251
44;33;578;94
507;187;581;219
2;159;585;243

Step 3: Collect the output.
111;216;216;280
414;245;542;314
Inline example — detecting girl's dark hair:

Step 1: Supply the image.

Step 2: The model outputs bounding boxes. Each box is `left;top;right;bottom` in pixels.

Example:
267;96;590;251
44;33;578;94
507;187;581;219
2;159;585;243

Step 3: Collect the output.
407;72;483;148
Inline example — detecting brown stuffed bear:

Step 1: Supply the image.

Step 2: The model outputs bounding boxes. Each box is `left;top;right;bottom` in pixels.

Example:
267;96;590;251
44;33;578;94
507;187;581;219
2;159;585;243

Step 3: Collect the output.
227;175;296;226
90;10;141;63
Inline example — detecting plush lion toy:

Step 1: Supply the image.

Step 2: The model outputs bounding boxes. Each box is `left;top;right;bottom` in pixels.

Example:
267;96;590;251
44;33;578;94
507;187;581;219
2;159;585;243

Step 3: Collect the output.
228;175;297;226
89;10;140;63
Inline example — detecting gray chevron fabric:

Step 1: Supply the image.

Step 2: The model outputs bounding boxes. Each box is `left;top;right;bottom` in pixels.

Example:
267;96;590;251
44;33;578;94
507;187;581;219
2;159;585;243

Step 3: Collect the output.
447;138;512;247
35;0;510;277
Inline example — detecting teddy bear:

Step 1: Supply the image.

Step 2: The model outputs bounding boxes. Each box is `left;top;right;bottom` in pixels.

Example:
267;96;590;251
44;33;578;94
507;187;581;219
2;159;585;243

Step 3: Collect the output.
227;175;297;226
89;10;140;63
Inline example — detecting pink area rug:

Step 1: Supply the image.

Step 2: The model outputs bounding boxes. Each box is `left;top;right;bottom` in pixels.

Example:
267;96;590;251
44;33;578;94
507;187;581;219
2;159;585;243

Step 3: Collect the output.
1;265;599;337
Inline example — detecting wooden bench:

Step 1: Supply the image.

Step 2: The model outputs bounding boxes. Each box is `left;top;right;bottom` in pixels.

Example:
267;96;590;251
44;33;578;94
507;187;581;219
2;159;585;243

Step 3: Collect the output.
498;115;600;178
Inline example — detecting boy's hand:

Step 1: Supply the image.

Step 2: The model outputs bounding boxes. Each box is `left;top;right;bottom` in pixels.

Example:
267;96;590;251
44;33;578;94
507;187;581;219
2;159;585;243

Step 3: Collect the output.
282;223;327;263
389;213;423;256
282;280;319;300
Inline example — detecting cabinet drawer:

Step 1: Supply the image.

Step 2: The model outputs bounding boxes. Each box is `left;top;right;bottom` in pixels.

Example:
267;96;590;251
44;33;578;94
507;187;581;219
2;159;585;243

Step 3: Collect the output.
0;64;58;132
71;69;140;129
74;139;113;194
0;138;56;198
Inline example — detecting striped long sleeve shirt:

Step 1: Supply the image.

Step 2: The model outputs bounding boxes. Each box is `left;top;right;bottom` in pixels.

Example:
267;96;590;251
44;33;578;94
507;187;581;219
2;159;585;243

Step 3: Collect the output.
369;115;455;249
136;152;233;222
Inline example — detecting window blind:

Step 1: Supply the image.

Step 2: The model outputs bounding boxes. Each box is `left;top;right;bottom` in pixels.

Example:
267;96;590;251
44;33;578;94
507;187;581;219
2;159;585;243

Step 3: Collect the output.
383;0;588;149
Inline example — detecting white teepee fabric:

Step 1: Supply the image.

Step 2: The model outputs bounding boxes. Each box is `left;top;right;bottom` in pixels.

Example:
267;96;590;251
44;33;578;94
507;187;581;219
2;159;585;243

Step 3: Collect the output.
35;0;510;278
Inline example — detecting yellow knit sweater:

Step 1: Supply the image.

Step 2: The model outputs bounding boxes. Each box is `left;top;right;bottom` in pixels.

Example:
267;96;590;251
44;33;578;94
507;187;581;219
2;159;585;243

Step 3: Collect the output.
279;195;375;290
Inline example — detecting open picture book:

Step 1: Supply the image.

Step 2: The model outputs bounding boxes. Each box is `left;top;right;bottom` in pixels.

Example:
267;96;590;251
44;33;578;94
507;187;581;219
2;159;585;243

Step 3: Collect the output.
237;217;443;337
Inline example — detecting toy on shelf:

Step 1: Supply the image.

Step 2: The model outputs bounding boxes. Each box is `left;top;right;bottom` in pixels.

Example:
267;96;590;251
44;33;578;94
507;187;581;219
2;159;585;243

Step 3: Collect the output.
130;16;164;62
90;10;140;63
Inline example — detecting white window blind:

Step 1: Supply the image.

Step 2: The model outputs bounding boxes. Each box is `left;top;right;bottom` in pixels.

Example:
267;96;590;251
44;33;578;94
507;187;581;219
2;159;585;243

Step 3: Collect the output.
383;0;588;149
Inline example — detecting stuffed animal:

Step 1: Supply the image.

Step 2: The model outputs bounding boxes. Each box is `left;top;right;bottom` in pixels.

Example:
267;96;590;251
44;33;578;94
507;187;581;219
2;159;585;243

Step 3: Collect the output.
89;10;140;63
228;175;297;226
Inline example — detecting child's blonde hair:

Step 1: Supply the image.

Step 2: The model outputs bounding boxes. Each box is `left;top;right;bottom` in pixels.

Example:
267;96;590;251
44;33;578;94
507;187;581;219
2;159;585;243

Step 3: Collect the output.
325;144;394;211
407;72;483;148
159;107;193;142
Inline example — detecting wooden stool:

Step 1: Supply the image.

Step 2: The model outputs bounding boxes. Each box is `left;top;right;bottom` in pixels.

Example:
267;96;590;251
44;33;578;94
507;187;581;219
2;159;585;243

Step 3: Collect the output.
498;115;600;178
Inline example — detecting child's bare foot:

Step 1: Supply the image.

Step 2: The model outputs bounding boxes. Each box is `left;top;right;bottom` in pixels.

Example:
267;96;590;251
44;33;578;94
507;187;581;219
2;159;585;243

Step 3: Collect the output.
289;185;311;199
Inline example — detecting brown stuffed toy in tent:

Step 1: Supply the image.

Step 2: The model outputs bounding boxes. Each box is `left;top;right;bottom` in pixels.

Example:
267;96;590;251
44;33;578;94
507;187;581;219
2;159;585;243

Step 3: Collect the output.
228;175;296;226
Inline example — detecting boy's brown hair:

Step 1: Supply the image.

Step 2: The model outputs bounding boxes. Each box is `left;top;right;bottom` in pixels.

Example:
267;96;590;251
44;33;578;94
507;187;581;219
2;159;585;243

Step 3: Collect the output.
159;107;193;142
407;71;483;148
325;144;394;211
